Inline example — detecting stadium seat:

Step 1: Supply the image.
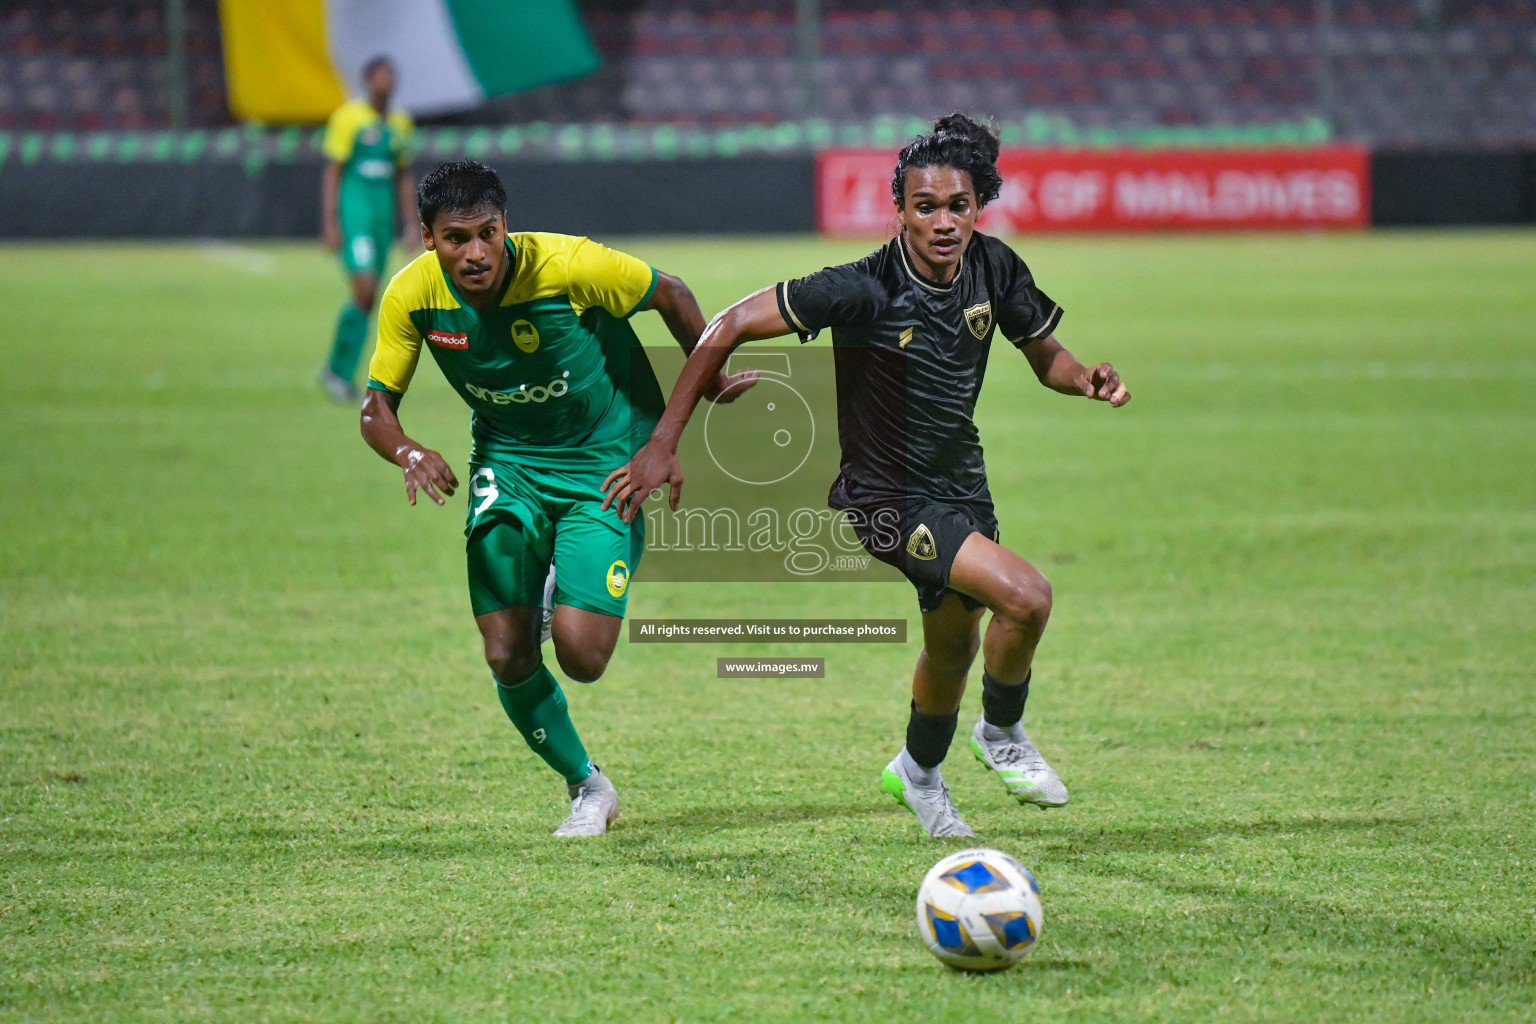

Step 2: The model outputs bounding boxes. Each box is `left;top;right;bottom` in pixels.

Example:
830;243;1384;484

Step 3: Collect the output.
0;0;1530;141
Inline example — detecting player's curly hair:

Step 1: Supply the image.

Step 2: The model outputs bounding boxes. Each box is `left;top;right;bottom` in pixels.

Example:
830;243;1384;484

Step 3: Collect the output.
890;113;1003;209
416;159;507;228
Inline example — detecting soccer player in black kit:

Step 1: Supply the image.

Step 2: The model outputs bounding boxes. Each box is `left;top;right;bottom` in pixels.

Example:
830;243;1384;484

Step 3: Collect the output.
604;115;1130;837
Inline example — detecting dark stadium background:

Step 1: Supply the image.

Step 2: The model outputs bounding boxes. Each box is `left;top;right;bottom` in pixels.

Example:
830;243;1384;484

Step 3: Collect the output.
1;0;1533;236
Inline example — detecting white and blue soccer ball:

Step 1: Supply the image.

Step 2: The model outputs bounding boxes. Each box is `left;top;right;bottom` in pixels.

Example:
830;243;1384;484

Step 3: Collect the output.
915;848;1043;972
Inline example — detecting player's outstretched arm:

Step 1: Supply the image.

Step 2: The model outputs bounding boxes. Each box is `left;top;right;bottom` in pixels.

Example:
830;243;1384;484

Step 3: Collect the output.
601;286;792;522
360;388;459;506
644;271;759;404
645;271;705;353
1021;334;1131;407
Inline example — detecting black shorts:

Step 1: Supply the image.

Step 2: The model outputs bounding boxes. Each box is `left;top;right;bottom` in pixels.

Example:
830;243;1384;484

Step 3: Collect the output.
840;497;999;614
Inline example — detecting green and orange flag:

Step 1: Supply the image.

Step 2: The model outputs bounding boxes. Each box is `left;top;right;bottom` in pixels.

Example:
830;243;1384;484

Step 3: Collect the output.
218;0;599;123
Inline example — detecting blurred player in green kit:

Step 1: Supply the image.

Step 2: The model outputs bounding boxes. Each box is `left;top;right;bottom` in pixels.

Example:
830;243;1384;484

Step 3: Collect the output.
318;56;416;401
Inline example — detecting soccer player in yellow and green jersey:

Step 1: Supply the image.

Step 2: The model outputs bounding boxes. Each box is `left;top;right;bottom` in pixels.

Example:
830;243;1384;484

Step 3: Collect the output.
359;161;755;836
319;56;415;401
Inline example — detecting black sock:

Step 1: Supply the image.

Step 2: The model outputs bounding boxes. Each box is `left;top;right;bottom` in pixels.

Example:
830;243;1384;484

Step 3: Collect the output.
906;702;958;769
981;669;1030;729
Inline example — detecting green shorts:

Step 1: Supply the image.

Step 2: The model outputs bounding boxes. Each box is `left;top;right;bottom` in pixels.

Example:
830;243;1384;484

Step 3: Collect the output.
464;456;644;619
340;224;392;278
338;189;393;279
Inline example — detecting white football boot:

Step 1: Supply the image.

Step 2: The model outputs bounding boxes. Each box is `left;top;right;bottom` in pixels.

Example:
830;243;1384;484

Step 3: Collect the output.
881;753;975;838
553;766;620;837
315;367;359;404
539;565;556;644
969;719;1069;807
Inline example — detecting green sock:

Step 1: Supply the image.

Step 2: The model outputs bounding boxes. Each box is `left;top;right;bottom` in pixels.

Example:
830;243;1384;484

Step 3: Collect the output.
327;303;369;381
495;665;594;785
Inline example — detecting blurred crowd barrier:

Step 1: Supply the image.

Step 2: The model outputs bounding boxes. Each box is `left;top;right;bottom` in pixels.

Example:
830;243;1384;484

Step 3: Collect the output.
1;142;1532;238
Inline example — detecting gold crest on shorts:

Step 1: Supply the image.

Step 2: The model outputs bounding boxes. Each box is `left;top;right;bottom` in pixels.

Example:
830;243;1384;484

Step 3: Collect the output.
606;559;630;597
964;301;993;340
906;524;938;561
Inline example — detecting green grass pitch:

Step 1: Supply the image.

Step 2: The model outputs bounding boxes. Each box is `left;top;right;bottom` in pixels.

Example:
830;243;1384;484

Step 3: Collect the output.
2;231;1534;1022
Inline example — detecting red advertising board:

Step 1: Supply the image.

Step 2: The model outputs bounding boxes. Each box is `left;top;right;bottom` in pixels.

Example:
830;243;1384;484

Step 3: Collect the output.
817;147;1371;235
